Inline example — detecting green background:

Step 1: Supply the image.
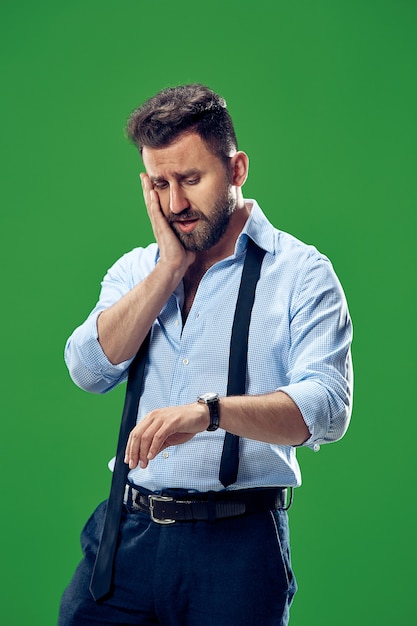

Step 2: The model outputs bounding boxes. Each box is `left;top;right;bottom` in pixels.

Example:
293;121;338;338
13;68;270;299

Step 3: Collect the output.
1;1;416;623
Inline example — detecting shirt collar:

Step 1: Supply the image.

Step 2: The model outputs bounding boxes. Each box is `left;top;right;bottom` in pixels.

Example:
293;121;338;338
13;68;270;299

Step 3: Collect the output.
234;199;276;256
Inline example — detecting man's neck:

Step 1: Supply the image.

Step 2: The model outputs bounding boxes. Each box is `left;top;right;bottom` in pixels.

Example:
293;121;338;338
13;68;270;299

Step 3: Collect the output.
189;199;251;273
181;200;251;322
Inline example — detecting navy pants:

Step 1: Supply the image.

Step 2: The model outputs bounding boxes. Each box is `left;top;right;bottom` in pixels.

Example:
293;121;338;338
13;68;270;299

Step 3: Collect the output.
58;497;297;625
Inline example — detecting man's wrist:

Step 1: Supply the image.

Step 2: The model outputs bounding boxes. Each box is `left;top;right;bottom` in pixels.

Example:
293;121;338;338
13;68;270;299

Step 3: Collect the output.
197;392;220;431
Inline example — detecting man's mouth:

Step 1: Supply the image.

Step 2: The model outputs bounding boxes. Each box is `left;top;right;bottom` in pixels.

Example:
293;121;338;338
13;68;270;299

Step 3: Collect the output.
172;218;199;233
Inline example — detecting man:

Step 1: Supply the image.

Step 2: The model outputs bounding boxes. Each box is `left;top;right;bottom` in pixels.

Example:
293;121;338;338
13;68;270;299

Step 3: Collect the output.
58;84;353;625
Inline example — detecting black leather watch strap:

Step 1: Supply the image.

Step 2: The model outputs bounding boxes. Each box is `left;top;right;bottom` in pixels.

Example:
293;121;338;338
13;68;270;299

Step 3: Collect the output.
198;393;220;431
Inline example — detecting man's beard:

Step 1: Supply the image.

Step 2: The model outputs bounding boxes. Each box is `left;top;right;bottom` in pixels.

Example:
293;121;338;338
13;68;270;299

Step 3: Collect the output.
167;186;236;252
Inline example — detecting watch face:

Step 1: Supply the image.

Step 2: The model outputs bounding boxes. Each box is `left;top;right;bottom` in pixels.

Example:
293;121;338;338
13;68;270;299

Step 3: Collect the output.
199;392;219;403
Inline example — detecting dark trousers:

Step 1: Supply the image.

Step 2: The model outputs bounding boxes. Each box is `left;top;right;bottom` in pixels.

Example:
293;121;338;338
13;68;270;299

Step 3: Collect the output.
58;497;297;626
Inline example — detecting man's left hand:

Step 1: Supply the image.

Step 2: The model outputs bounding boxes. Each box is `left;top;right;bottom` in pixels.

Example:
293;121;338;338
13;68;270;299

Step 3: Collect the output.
124;403;210;470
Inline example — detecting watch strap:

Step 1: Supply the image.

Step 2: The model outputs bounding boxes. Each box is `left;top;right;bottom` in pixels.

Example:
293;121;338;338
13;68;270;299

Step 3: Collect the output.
206;398;220;431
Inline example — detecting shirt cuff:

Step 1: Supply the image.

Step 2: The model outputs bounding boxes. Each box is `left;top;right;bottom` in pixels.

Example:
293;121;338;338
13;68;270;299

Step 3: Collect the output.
277;380;332;449
65;311;133;393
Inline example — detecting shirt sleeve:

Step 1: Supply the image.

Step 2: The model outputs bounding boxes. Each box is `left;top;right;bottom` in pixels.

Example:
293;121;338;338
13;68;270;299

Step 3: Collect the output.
64;246;156;394
276;253;353;448
64;310;133;393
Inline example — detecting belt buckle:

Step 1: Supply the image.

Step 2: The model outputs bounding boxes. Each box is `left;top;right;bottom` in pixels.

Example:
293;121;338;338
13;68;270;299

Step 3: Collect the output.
148;494;176;524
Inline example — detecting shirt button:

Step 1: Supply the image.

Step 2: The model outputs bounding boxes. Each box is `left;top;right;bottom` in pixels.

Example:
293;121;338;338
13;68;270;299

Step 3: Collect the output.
175;319;179;326
182;358;189;365
313;444;320;452
163;452;169;459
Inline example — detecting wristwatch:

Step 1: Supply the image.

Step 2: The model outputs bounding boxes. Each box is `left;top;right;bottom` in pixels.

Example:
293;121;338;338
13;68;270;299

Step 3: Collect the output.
197;392;220;431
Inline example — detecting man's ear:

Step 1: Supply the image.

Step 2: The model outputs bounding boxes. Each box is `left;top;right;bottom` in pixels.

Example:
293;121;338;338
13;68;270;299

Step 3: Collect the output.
230;151;249;187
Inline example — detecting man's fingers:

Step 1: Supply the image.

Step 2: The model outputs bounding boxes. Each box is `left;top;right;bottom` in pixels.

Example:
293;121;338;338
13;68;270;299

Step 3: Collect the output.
144;427;169;462
124;420;168;470
124;405;200;471
140;173;159;215
124;426;142;469
148;189;161;221
140;174;169;240
124;428;146;470
140;173;155;218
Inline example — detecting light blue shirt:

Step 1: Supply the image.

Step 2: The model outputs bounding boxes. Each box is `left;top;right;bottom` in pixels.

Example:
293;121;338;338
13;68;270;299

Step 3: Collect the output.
65;200;353;492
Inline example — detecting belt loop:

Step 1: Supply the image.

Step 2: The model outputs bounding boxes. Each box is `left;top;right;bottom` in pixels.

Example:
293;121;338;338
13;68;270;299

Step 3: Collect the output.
124;484;133;509
283;487;293;511
207;491;217;523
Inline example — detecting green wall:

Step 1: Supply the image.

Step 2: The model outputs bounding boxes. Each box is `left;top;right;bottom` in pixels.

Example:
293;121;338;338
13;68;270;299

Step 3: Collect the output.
1;1;416;623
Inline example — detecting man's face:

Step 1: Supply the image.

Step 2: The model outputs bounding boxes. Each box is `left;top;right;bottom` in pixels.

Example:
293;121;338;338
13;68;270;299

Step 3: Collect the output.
142;132;236;252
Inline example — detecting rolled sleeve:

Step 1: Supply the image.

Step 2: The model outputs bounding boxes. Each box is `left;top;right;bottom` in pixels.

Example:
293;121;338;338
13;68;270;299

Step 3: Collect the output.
277;254;353;448
64;245;157;394
64;311;132;393
280;369;352;448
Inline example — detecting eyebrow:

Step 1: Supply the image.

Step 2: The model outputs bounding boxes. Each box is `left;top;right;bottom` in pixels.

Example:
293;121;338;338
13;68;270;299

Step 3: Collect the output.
149;168;202;183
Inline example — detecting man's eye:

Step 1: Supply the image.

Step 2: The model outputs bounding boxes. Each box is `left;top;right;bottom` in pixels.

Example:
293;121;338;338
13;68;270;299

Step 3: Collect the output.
186;178;199;185
154;181;168;190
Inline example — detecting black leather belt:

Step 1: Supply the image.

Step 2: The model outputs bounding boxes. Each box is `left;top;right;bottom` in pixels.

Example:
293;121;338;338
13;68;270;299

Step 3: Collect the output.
124;484;291;524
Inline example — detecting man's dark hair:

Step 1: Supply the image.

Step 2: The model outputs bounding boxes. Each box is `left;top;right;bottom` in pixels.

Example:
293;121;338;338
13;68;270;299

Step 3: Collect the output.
126;84;238;164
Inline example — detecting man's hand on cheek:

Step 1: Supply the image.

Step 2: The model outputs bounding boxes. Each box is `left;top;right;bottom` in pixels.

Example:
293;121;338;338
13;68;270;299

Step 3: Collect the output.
140;172;195;275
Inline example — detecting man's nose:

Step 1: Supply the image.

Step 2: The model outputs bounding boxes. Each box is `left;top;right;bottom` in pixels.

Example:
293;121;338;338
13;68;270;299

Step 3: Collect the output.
169;184;190;214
